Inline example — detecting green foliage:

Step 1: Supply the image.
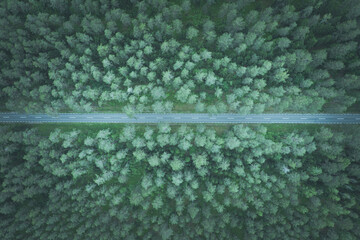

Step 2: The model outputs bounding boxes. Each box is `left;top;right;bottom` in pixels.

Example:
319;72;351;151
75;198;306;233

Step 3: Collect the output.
1;0;358;114
0;0;360;238
1;124;359;239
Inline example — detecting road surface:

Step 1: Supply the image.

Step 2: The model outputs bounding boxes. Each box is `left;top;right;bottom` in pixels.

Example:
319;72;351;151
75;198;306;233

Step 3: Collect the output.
0;113;360;124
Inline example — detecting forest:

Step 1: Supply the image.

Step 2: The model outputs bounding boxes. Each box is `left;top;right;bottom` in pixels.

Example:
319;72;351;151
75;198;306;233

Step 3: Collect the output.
1;124;360;239
0;0;359;113
0;0;360;239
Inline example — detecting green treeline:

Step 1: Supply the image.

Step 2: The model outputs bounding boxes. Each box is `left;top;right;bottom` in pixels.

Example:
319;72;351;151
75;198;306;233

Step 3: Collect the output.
0;0;359;113
1;0;360;239
0;124;359;239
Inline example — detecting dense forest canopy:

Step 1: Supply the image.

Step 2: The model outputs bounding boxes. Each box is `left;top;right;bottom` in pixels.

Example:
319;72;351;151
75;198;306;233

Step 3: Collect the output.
0;0;359;113
0;124;359;239
1;0;360;239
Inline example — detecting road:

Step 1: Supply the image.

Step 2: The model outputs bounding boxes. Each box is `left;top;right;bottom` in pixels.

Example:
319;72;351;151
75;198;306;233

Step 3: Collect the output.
0;113;360;124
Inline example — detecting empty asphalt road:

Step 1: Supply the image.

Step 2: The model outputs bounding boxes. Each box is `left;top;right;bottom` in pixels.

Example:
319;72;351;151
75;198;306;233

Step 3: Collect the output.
0;113;360;124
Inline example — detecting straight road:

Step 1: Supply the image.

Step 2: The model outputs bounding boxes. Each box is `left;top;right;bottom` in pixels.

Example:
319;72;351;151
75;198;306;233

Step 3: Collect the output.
0;113;360;124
